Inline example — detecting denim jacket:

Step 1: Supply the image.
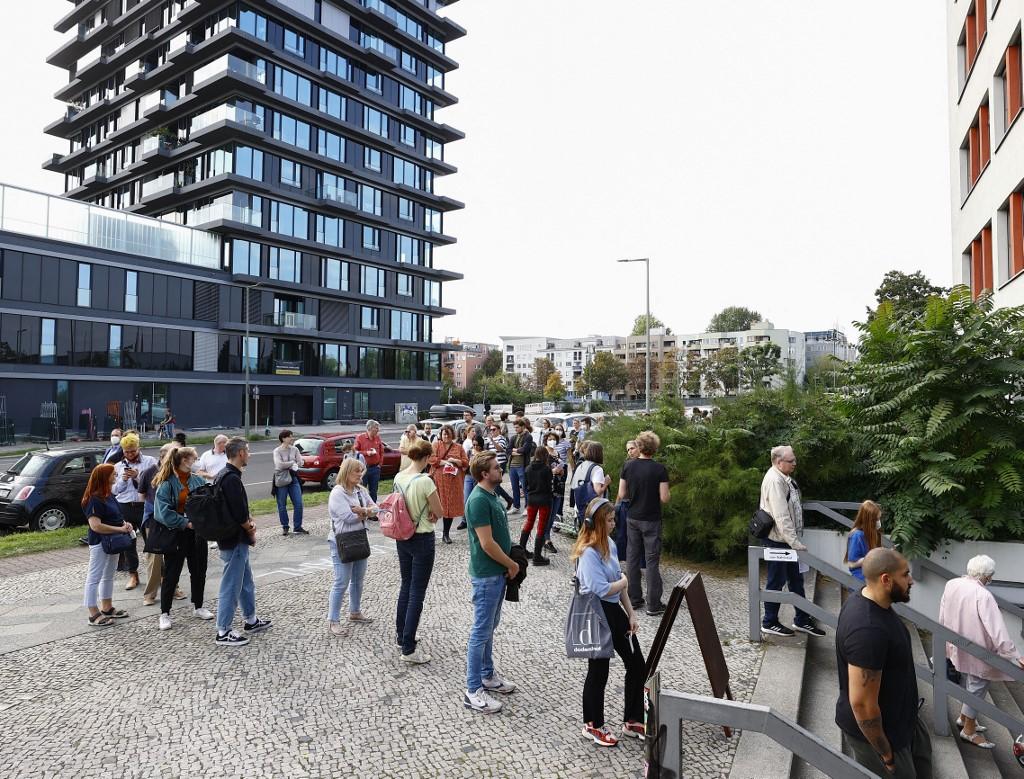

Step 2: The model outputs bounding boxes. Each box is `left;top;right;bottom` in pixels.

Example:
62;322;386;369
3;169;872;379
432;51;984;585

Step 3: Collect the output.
154;472;207;529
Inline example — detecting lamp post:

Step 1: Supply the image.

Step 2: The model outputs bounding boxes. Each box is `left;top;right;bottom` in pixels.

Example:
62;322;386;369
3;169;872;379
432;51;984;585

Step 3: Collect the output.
618;257;651;414
243;281;263;438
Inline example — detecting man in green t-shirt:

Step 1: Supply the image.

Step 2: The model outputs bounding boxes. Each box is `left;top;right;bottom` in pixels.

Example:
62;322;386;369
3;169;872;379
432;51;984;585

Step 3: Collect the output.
463;451;520;714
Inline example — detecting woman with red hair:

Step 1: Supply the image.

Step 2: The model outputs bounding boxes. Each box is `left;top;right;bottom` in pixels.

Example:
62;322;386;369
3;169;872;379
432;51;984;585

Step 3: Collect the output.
82;463;134;627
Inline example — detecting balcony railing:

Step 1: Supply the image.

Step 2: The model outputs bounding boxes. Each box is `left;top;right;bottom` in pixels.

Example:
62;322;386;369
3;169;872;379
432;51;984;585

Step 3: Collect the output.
318;183;358;208
141;134;176;155
265;311;318;331
0;182;220;269
190;103;264;135
187;202;262;228
193;53;266;88
141;172;178;198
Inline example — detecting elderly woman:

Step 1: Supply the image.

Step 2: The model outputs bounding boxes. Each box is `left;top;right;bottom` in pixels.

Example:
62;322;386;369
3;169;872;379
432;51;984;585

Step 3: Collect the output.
399;424;420;471
939;554;1024;749
326;457;378;635
429;425;470;544
354;419;384;502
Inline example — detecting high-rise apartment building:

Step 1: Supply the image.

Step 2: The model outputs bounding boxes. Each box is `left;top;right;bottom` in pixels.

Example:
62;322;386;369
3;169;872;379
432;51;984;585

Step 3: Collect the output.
500;334;624;400
442;338;495;390
20;0;464;428
947;0;1024;307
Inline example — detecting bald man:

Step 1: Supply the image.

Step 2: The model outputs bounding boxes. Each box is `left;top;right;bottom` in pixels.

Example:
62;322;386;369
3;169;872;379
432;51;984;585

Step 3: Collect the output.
835;548;932;778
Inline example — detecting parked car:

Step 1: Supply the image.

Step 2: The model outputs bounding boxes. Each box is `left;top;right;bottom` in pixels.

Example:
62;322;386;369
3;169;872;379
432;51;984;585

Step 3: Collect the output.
0;447;107;531
428;403;475;420
293;433;401;490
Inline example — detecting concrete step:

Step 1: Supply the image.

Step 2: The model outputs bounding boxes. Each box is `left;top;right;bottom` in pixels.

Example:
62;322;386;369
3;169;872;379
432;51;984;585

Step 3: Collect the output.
790;573;843;779
982;680;1024;776
1005;680;1024;719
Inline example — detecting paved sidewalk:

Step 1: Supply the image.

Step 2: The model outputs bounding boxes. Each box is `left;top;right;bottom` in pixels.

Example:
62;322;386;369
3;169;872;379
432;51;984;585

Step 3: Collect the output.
0;505;763;778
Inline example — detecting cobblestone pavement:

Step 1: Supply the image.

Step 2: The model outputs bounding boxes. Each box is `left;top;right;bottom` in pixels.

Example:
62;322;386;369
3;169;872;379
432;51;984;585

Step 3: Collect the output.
0;503;764;778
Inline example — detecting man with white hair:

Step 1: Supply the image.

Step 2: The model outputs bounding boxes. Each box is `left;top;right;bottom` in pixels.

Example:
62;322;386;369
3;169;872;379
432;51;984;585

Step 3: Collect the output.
760;445;825;638
354;419;384;502
939;554;1024;749
195;434;231;549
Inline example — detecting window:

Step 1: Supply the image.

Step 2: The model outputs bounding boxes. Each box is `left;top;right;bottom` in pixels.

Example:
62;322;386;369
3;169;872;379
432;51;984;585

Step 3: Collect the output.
965;224;994;300
362;226;380;251
401;51;418;74
391;310;420;341
366;71;382;94
239;8;267;40
125;270;139;312
398;197;414;221
354;390;369;417
319;48;350;81
109;324;122;367
358;346;380;378
243;335;259;372
232;238;261;276
273;113;310;150
397;234;419;264
393;157;419;188
960;0;989;85
399;85;422;114
427;66;443;90
280;159;302;187
400;123;415;147
316;214;343;248
235;145;264;181
361;265;385;297
1000;190;1024;282
77;263;91;306
961;99;992;195
361;307;379;331
269;247;301;283
270;201;308;239
321;343;346;376
364;146;381;172
359;184;382;216
397;272;413;296
284;28;305;58
364;106;387;137
273;66;312;106
423;279;440;307
41;318;56;363
425;137;443;160
424;208;442;234
322;387;338;419
996;38;1023;137
318;171;349;205
318;88;346;121
322;257;348;291
317;129;344;162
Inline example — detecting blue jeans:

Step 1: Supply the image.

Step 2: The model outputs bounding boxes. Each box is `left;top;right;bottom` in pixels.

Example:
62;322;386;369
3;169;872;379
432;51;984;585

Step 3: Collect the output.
395;531;435;654
327;539;367;621
762;538;810;627
363;464;381;503
466;574;506;692
217;543;256;633
464;475;475;506
545;494;564;541
509;466;526;509
276;478;303;530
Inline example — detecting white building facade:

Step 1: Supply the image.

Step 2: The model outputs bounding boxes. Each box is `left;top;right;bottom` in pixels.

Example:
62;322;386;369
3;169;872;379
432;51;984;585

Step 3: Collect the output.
500;335;624;400
947;0;1024;307
804;329;859;369
674;322;806;395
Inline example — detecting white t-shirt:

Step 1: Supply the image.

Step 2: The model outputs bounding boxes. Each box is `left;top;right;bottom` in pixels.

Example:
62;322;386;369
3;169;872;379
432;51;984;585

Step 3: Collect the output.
195;449;228;479
572;462;605;488
462;438;474;456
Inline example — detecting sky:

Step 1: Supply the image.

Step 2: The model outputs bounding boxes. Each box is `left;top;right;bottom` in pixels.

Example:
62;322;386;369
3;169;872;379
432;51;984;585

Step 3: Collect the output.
0;1;953;346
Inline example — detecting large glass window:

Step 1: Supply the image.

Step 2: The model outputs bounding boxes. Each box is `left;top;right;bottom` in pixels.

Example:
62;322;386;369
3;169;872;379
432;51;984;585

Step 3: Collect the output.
41;318;56;364
360;307;379;331
398;197;413;221
232;239;261;276
359;185;382;216
235;145;264;180
270;201;308;239
400;123;415;147
125;270;139;312
364;146;381;172
423;279;441;307
321;343;346;376
273;66;312;106
77;263;91;307
322;387;338;419
280;159;302;188
393;157;419;188
424;208;442;234
426;137;443;160
318;88;346;121
320;48;350;81
243;335;259;372
391;310;419;341
366;71;382;94
397;234;419;265
109;324;122;367
269;247;300;283
272;113;310;150
427;66;444;90
317;129;343;162
316;215;343;248
401;51;418;74
359;346;380;377
364;106;387;138
283;28;305;57
239;8;267;40
322;257;348;291
397;272;413;296
362;226;380;251
361;265;385;297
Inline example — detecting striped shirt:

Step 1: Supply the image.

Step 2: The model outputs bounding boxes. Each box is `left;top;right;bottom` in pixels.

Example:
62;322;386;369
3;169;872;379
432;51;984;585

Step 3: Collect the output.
487;434;508;467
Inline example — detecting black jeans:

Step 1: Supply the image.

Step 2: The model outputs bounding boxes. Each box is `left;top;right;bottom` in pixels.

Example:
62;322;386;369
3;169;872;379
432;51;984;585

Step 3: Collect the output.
583;600;646;728
116;502;144;573
160;528;208;614
762;538;810;627
395;531;436;654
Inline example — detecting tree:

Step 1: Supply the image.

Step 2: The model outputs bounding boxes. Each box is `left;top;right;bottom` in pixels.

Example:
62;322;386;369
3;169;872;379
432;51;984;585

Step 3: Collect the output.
659;352;680;400
440;366;456;403
847;286;1024;557
682;355;705;397
707;306;763;333
477;349;503;377
544;372;566;401
582;351;630;396
739;343;782;390
704;347;740;396
866;270;948;322
631;313;671;336
533;357;557;391
625;359;647;399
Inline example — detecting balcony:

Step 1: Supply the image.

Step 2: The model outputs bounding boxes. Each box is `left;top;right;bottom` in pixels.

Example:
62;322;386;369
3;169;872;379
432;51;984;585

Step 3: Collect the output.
187;202;262;228
190;103;264;135
318;183;358;208
140;134;178;156
265;311;318;331
141;172;178;198
193;53;266;90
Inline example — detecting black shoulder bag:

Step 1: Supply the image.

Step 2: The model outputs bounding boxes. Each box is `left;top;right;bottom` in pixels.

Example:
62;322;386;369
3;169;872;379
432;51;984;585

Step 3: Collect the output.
749;484;791;540
336;489;371;563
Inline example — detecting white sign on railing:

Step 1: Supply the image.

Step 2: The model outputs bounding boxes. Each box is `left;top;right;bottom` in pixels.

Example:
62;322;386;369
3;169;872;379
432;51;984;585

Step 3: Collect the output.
763;548;798;562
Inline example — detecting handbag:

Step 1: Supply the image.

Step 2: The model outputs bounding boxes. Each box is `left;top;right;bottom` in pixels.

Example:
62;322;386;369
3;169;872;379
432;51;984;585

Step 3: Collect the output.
101;530;134;555
143;521;181;555
749;484;792;539
335;489;371;563
274;469;293;488
565;562;614;659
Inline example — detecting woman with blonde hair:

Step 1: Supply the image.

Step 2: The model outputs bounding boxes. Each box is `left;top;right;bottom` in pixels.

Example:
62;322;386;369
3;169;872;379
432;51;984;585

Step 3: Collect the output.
844;500;883;583
571;498;646;747
326;457;378;635
399;424;420;471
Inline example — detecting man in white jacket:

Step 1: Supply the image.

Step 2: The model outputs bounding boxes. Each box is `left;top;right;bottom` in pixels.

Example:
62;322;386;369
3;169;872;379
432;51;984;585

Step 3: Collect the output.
760;445;825;638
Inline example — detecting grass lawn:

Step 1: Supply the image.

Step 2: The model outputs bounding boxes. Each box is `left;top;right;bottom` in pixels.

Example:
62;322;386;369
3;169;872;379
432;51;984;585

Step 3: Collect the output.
0;479;396;561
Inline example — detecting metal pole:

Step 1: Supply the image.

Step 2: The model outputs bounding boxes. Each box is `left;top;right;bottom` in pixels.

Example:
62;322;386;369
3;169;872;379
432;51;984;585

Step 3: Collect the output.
645;258;651;414
244;284;251;438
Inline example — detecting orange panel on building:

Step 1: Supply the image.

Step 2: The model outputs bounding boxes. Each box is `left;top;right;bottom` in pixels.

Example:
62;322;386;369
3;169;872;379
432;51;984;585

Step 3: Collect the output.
1010;192;1024;278
1007;45;1023;125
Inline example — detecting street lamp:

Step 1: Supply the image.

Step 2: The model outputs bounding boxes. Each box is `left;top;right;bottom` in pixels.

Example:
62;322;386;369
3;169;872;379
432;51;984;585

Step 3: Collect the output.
243;281;263;438
618;257;651;414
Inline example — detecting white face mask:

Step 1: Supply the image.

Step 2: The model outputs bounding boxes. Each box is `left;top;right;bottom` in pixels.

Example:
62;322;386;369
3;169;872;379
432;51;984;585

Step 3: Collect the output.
110;436;121;446
876;521;882;530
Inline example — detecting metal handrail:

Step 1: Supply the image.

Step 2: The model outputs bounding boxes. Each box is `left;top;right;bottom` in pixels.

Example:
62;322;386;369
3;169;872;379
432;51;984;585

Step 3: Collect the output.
803;500;1024;637
749;544;1024;738
655;689;875;778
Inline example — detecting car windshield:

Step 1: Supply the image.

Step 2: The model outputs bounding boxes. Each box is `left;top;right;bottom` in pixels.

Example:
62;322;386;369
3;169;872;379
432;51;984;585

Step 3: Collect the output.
8;454;51;477
293;438;323;455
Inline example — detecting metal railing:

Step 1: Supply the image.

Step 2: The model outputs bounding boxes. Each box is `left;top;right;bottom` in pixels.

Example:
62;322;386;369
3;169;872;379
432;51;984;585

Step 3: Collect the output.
749;543;1024;738
190;103;265;135
655;688;874;779
264;311;317;330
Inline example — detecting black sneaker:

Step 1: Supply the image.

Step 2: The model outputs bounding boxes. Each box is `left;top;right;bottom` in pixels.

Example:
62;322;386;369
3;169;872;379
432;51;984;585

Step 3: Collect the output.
292;528;309;535
793;621;826;637
215;630;250;647
243;617;272;633
761;622;795;637
456;520;467;530
442;536;452;545
631;599;646;610
281;527;289;536
645;603;667;616
544;541;558;554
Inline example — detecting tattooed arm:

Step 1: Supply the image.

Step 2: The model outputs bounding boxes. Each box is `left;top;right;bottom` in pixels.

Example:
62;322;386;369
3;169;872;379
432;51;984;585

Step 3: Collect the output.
847;664;895;773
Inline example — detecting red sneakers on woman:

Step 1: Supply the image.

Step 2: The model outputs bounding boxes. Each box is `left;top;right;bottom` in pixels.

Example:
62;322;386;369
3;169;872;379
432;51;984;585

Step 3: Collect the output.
621;721;646;740
581;724;619;747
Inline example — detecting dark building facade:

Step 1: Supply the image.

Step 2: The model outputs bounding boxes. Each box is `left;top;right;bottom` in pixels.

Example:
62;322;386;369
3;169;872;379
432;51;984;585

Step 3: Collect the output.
1;0;464;433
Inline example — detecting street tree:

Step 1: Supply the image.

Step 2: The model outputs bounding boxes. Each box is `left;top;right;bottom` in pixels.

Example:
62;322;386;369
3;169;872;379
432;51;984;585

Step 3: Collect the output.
582;351;630;397
704;347;740;396
739;343;782;390
707;306;763;333
544;372;566;401
682;355;705;397
866;270;948;322
625;359;648;399
533;357;557;391
659;352;680;399
631;313;671;336
477;349;503;377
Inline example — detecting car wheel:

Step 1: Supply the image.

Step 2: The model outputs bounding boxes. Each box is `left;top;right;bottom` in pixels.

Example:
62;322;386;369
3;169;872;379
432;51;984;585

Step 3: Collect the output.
33;504;70;532
322;468;339;491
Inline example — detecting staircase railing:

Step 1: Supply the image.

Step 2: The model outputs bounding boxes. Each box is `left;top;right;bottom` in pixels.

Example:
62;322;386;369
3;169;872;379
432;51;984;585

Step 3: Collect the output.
748;544;1024;738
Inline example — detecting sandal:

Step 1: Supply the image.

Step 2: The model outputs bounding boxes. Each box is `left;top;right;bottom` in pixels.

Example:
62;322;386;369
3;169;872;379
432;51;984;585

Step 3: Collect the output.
88;612;115;627
959;729;996;749
101;607;129;619
349;612;375;624
955;717;986;732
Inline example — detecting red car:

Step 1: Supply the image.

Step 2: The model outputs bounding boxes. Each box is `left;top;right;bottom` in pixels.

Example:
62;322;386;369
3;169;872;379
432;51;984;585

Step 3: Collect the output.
294;433;401;490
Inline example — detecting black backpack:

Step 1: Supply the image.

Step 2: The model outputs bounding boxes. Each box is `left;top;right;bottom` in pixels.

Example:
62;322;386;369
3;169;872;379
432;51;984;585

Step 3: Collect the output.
185;471;238;542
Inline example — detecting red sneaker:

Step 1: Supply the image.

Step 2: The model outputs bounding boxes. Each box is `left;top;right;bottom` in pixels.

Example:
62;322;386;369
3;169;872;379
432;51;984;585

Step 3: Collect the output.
621;721;646;740
581;723;619;747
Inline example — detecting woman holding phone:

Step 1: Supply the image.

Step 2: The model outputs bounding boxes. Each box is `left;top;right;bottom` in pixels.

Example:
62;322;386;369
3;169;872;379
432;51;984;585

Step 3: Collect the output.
429;425;470;544
327;457;378;635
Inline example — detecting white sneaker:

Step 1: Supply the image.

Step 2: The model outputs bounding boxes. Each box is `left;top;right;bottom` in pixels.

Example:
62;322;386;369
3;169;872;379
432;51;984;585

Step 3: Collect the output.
158;614;172;631
208;541;218;550
193;606;214;620
464;687;502;713
482;673;516;694
400;646;431;664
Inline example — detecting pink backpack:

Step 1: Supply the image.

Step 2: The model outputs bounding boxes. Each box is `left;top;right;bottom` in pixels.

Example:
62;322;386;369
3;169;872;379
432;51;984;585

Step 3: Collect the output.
378;474;427;541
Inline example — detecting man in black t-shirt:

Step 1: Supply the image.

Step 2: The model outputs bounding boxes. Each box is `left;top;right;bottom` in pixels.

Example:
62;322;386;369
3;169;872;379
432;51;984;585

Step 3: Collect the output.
835;548;932;778
618;431;670;616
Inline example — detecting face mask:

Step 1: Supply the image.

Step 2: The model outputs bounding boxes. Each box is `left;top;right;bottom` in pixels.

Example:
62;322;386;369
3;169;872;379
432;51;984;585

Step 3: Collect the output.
876;521;882;530
110;436;120;446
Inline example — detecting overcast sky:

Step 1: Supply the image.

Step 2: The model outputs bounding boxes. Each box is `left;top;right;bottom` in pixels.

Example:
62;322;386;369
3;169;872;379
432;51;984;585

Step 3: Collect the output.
1;1;953;346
